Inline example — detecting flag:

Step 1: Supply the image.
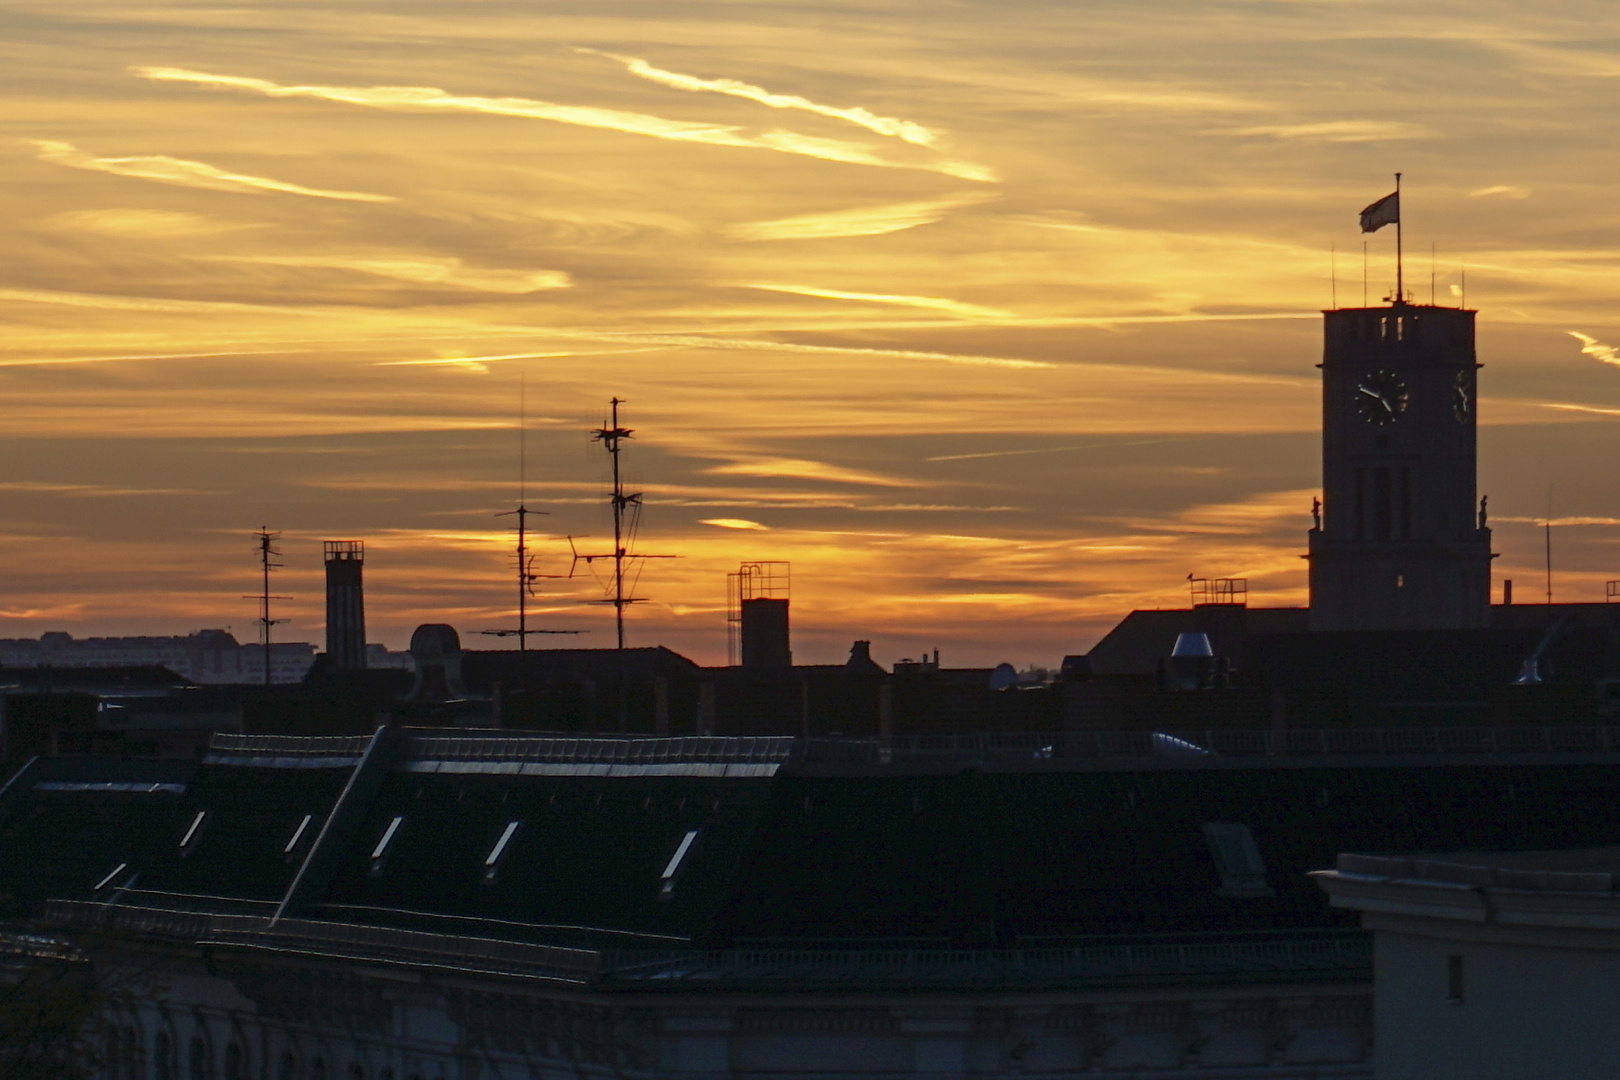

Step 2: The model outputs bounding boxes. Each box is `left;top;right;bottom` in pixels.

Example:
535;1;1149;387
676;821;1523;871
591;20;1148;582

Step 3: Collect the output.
1360;190;1399;233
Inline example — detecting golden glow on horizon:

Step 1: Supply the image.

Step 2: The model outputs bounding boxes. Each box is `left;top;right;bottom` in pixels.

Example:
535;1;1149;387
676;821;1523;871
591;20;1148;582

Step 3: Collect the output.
1;0;1619;664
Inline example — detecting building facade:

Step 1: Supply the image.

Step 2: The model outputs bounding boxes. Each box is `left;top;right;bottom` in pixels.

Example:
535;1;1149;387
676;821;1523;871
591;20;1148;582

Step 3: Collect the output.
1315;848;1620;1080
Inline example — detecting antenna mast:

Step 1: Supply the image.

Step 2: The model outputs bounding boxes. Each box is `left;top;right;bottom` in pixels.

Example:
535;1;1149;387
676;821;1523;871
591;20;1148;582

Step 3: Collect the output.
245;528;290;686
481;374;580;646
571;398;673;649
1394;171;1403;303
1546;488;1555;605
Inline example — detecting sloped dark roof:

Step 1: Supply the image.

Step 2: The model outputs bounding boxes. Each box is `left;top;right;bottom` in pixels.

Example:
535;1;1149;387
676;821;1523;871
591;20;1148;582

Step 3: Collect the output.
0;756;197;915
0;665;195;693
1086;607;1308;675
460;647;702;694
10;729;1620;957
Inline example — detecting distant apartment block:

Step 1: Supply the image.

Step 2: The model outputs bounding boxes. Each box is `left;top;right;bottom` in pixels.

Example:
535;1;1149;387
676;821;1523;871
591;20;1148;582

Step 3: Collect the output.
0;630;317;685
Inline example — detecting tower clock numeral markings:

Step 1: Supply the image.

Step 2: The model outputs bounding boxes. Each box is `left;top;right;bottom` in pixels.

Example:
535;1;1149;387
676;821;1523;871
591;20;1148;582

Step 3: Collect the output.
1355;370;1409;425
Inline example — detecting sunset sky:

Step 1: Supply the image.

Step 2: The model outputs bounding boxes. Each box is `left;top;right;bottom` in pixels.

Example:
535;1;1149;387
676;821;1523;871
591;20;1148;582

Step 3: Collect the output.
3;0;1620;667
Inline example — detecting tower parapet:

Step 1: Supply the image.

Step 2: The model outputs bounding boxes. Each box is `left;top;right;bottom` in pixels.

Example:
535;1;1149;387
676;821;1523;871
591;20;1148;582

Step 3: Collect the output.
324;540;367;669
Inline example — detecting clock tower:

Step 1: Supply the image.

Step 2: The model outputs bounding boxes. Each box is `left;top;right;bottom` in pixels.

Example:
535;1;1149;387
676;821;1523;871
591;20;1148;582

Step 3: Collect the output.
1306;300;1493;630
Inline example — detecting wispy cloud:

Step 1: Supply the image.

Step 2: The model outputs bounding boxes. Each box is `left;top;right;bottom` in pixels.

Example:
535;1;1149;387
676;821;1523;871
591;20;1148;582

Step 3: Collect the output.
705;458;912;487
1543;403;1620;418
1568;331;1620;367
746;283;1008;320
596;332;1052;370
30;139;394;202
699;518;768;530
1214;120;1430;142
0;481;212;497
1470;185;1531;199
134;66;994;181
38;208;259;238
205;255;571;293
729;193;996;241
579;48;940;147
926;437;1192;463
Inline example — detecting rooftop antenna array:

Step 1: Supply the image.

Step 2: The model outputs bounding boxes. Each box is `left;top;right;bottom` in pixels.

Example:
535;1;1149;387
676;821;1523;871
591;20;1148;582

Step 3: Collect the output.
245;527;290;687
481;374;580;649
727;561;791;666
571;397;674;649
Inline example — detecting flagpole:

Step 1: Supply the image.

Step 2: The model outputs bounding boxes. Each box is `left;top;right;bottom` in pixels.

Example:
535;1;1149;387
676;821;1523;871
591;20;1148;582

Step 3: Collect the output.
1394;171;1403;304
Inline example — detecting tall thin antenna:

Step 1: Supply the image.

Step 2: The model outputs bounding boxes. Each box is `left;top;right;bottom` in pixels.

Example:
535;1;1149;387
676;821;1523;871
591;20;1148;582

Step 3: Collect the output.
1430;241;1436;305
1546;487;1555;605
481;374;580;647
1461;266;1466;309
571;398;673;649
1331;244;1337;309
1394;171;1404;303
244;528;289;686
1362;242;1368;307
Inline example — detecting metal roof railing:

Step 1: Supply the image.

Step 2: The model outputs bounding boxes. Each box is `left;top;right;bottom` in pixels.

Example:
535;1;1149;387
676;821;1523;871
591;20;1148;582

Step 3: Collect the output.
601;931;1370;987
39;899;1362;989
797;726;1620;766
405;733;796;766
206;733;374;765
42;900;599;983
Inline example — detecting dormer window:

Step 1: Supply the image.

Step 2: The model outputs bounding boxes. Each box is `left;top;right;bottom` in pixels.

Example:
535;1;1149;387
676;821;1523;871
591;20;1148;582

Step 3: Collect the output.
483;820;520;882
284;814;314;856
370;815;404;873
1202;822;1274;898
660;830;699;899
179;811;207;854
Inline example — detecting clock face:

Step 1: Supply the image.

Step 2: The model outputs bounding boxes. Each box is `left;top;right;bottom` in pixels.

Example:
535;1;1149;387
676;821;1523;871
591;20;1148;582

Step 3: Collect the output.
1453;369;1473;423
1355;369;1409;425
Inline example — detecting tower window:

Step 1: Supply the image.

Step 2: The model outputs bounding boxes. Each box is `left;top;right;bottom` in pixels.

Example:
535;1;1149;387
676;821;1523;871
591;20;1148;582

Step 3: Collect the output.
1373;468;1392;541
1399;466;1411;539
1355;469;1366;540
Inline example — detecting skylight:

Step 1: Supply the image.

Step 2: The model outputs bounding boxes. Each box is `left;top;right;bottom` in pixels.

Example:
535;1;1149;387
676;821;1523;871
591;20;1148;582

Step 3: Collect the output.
94;862;128;891
1201;822;1274;898
284;814;313;855
371;816;404;861
485;821;520;868
179;811;206;850
660;829;699;897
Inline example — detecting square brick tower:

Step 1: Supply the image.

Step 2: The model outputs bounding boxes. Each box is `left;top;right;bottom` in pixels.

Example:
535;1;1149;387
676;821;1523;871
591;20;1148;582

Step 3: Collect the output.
1306;301;1493;630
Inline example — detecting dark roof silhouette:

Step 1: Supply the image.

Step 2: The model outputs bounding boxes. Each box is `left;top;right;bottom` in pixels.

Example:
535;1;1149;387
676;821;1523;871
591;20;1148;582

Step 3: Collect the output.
9;728;1620;959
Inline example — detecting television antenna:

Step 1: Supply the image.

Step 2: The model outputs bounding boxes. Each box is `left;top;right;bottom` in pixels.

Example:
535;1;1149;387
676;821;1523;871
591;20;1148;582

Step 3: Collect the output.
569;397;674;649
481;373;581;649
243;527;290;686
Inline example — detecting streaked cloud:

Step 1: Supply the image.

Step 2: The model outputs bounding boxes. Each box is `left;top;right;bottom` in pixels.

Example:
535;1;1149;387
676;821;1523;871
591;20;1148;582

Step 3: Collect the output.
0;482;212;497
1568;331;1620;367
729;193;996;241
29;140;394;202
599;333;1052;370
205;255;572;294
1214;120;1430;142
699;518;769;530
705;458;913;487
580;48;941;147
1470;185;1531;199
745;283;1009;320
37;208;258;238
134;66;995;181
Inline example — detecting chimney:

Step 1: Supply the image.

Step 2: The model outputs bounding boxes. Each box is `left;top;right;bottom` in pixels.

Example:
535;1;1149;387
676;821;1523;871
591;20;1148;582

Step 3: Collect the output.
740;597;792;669
324;541;367;670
